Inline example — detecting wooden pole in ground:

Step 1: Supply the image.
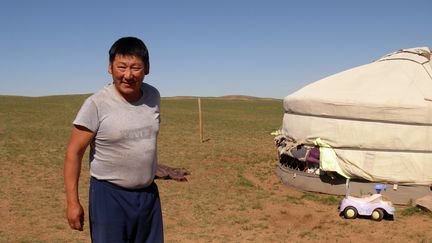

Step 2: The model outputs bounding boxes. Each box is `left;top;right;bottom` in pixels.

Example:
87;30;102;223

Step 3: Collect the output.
198;97;204;143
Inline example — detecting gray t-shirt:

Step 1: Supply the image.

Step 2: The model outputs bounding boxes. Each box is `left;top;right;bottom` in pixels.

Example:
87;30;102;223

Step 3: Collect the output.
74;83;160;189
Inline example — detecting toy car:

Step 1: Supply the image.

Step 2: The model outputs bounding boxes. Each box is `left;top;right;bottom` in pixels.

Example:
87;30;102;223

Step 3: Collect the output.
339;193;395;221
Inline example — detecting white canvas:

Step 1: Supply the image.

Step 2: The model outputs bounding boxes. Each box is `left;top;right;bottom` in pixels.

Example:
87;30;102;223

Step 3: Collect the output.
282;47;432;185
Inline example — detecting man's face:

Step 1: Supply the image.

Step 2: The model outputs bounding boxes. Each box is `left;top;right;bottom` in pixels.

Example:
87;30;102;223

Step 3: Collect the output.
109;54;146;101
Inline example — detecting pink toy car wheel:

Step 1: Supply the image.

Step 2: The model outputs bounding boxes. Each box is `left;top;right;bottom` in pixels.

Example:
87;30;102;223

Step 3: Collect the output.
343;206;358;219
371;208;384;221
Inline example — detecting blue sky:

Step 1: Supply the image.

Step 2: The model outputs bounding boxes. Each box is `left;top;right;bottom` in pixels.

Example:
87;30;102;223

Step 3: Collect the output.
1;0;431;99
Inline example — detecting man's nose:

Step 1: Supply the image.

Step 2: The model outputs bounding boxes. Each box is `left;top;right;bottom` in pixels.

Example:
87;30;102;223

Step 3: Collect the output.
124;68;133;79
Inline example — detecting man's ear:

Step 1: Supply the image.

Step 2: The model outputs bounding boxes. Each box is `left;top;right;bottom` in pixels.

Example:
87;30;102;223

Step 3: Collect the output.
145;64;149;75
108;63;112;74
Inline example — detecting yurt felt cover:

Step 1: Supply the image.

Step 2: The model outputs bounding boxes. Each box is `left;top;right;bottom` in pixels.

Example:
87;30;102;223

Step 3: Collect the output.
282;47;432;185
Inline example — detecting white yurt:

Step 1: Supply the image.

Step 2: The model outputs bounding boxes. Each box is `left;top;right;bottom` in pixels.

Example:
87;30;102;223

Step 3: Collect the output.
279;47;432;190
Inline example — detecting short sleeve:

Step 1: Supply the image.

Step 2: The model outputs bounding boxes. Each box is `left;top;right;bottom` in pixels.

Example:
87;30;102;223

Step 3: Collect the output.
73;97;99;132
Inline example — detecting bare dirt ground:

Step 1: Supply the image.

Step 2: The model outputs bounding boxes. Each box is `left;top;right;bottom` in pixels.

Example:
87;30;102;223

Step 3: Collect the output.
3;158;432;243
158;158;432;243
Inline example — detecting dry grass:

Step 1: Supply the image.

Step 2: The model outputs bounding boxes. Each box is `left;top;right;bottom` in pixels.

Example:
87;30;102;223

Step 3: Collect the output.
1;95;432;242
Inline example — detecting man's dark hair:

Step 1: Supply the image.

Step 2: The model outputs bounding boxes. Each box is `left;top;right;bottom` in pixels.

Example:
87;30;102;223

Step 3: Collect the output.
109;37;150;75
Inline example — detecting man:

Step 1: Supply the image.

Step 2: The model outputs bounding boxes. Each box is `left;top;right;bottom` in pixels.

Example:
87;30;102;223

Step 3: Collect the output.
64;37;163;242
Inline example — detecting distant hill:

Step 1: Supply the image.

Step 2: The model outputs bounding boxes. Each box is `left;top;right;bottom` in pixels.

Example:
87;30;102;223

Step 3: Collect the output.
163;95;280;101
0;94;281;101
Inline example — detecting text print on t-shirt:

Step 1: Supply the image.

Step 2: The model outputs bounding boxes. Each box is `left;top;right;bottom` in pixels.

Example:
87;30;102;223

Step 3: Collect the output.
120;126;155;141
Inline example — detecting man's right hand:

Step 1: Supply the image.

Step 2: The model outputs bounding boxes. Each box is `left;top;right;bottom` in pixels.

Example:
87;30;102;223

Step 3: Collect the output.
66;203;84;231
64;125;94;232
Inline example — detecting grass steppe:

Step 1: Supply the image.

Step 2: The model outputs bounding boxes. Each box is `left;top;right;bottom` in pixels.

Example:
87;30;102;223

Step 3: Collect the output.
1;95;432;242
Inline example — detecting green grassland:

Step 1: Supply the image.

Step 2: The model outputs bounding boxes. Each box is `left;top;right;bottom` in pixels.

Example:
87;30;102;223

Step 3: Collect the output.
1;95;432;242
0;95;284;242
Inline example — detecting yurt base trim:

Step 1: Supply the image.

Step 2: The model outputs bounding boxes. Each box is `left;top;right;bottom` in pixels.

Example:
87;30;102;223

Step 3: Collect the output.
275;164;431;205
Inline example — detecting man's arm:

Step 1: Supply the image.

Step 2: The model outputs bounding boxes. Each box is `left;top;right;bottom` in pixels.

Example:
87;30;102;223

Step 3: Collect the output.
64;125;94;231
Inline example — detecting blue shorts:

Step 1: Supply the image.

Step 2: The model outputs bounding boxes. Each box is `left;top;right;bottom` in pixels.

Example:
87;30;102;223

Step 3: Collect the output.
89;177;164;243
